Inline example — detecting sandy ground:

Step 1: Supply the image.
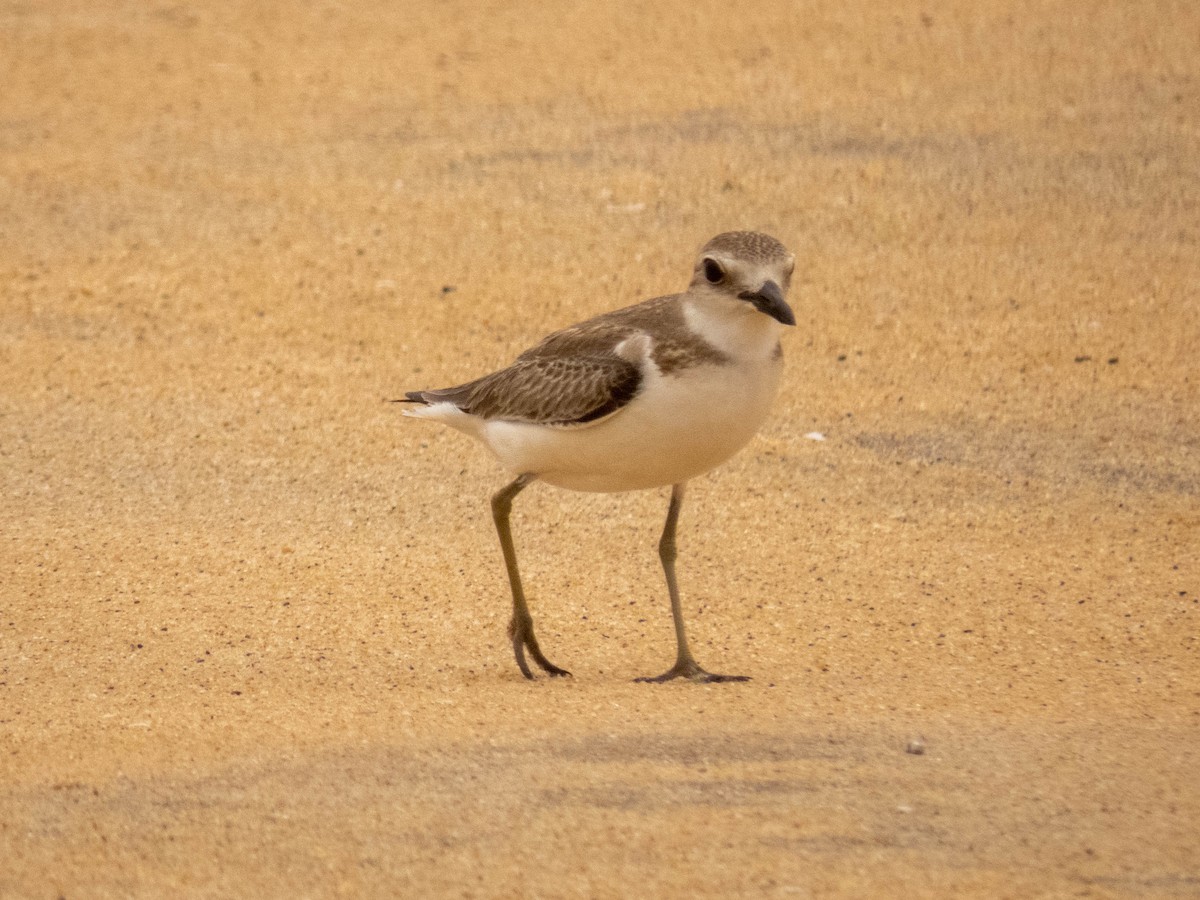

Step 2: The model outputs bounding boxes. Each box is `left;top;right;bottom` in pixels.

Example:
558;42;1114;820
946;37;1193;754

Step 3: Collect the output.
2;1;1198;896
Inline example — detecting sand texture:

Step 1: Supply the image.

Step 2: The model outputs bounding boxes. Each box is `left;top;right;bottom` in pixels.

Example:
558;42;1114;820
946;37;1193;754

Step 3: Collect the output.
2;1;1198;896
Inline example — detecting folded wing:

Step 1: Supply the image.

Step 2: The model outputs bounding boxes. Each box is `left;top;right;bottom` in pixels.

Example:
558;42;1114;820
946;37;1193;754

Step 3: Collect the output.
406;352;642;427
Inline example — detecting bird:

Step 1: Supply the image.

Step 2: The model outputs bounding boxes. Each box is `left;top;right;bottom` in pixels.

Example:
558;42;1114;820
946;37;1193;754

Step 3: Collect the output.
400;231;795;682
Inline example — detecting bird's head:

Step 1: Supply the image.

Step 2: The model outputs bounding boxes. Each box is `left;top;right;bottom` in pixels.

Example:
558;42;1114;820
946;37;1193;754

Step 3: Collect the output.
688;231;796;327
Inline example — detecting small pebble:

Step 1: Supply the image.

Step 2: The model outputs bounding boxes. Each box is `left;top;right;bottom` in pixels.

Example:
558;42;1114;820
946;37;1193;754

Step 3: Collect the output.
905;737;926;755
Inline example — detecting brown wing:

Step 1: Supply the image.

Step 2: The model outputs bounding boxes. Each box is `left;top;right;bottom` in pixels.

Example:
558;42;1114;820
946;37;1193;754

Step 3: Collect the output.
405;295;710;424
410;353;642;426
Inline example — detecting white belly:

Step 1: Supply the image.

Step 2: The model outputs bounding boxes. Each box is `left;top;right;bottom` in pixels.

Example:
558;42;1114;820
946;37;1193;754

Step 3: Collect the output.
482;358;782;492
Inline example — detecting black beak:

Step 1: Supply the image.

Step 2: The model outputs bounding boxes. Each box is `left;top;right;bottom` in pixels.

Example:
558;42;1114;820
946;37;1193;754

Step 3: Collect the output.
739;280;795;326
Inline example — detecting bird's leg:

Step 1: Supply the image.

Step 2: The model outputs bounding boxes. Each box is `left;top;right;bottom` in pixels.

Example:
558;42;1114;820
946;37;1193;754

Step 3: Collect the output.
491;474;570;679
636;482;750;684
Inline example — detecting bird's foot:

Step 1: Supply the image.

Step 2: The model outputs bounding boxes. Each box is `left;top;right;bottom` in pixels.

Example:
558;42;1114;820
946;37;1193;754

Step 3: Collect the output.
634;658;750;684
510;615;571;680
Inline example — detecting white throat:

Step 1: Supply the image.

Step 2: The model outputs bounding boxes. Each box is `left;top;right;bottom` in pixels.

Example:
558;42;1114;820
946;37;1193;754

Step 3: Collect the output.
682;294;785;361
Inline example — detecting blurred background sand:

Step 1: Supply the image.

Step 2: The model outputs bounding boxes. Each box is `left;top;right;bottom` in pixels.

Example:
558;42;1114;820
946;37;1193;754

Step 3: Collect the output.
2;1;1197;895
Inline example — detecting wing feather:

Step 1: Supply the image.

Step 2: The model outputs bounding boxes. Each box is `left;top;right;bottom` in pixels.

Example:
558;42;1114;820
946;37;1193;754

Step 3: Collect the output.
405;295;716;425
410;353;641;426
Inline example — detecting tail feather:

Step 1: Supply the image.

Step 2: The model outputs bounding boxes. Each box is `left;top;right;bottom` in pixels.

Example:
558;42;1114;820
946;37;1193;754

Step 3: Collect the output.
394;383;476;408
389;391;430;405
390;386;476;411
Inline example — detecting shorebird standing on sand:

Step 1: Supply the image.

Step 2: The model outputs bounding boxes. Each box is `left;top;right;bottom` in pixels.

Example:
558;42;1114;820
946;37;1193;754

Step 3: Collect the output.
401;231;795;682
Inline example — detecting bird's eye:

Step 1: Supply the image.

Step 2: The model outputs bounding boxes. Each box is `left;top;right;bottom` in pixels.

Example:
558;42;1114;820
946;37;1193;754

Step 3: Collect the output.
702;258;724;284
